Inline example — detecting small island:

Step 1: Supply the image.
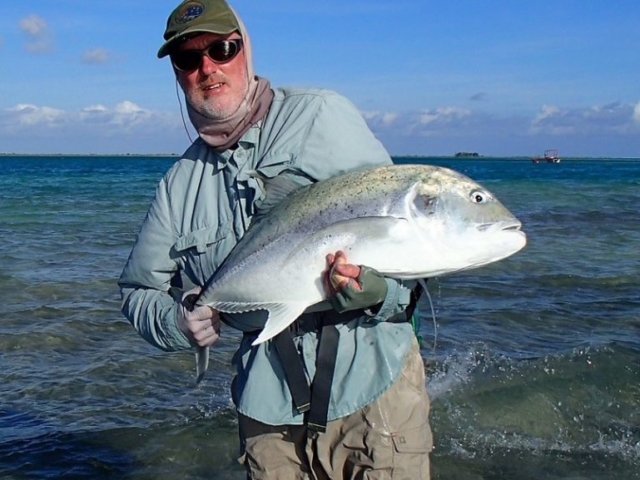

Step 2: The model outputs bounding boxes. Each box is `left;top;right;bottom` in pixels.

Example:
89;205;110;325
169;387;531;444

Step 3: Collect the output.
454;152;480;158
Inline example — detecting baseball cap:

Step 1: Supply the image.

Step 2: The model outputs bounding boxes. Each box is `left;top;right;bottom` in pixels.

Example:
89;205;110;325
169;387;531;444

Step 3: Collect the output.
158;0;240;58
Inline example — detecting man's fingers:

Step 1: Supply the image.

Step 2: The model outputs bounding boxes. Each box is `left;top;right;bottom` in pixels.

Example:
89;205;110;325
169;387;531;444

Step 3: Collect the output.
331;260;361;291
189;305;217;321
191;317;221;346
331;275;350;290
186;308;219;332
194;326;220;346
332;263;361;279
325;250;362;291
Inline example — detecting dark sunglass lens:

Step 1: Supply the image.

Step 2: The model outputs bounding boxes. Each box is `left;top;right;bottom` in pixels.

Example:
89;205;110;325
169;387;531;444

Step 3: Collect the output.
208;40;239;62
171;40;241;71
172;50;201;71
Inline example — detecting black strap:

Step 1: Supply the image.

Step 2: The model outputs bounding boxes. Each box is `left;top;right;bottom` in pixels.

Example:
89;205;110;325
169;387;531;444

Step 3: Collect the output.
406;280;425;321
272;330;311;414
306;324;340;434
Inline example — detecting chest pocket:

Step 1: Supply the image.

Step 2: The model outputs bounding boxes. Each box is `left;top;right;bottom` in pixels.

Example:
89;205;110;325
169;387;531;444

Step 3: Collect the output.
172;225;233;284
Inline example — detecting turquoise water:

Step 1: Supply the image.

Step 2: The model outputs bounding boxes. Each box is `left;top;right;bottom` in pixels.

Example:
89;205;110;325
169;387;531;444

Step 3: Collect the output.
1;155;638;479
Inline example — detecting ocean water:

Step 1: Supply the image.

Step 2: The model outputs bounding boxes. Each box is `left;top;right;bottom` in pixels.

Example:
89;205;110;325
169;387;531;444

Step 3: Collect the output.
0;155;638;479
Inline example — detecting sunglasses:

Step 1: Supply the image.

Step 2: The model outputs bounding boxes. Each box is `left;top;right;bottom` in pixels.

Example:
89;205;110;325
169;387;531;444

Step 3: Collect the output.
170;39;243;72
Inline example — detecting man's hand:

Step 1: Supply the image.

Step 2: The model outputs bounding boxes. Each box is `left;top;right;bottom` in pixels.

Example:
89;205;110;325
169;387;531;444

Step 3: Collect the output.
178;287;221;347
324;250;388;313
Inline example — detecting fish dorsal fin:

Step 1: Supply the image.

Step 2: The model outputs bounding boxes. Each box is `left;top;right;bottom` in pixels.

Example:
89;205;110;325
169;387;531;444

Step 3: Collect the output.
250;169;313;222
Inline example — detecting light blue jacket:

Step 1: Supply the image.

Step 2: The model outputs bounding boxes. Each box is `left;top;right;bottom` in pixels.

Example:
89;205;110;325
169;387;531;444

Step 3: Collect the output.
119;87;416;425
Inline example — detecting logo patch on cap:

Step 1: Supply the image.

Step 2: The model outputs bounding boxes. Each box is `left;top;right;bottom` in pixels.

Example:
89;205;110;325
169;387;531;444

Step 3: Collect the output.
176;2;204;24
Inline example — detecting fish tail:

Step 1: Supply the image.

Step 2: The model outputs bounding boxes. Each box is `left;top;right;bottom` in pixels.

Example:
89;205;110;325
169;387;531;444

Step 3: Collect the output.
195;346;209;385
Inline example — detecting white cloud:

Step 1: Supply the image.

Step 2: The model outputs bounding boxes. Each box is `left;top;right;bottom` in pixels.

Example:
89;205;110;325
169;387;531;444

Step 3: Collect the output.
82;104;108;113
1;100;638;156
7;104;66;127
359;101;640;156
2;101;179;137
19;14;47;35
418;107;471;126
363;106;476;140
114;101;143;114
530;102;639;135
532;105;561;123
78;104;115;126
82;48;111;64
19;14;53;53
110;101;155;129
362;106;481;139
361;110;398;126
0;101;191;154
381;112;398;125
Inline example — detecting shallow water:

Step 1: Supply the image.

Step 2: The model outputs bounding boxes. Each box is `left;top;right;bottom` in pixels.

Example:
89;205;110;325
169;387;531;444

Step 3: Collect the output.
1;155;638;479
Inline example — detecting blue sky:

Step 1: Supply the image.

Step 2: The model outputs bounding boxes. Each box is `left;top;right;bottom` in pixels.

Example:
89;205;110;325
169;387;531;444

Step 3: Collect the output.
1;1;638;157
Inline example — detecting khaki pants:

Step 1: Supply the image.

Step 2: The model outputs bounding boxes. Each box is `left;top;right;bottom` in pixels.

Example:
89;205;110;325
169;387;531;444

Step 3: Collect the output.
238;339;432;479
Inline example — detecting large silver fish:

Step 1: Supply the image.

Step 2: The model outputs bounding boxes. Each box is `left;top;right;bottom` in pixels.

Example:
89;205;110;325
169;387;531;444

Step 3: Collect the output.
193;164;526;382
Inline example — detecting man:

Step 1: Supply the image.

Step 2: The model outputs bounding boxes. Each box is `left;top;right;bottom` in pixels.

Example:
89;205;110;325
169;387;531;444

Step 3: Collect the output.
119;0;432;478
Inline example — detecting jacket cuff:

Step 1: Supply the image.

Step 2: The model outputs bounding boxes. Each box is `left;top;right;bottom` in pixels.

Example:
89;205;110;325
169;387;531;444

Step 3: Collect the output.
166;302;196;349
365;278;411;323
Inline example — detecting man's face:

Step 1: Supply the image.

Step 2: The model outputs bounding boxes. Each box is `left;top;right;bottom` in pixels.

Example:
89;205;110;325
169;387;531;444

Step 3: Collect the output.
174;32;248;120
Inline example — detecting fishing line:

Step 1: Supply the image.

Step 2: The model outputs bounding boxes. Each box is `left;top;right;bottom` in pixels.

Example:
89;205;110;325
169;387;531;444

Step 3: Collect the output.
175;79;194;143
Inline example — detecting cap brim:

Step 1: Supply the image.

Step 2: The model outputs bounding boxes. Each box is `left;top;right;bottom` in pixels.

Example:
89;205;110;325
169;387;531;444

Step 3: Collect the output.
157;24;238;58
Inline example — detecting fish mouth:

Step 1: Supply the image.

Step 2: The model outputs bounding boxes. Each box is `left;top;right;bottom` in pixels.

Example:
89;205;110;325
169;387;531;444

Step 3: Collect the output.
477;221;522;232
502;221;522;231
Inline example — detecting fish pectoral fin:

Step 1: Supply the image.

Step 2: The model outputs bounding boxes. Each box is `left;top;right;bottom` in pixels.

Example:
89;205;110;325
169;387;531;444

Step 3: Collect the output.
252;303;310;346
249;170;314;223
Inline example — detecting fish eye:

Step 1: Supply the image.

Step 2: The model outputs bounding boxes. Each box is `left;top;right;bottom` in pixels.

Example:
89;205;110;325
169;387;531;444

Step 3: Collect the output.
470;190;489;203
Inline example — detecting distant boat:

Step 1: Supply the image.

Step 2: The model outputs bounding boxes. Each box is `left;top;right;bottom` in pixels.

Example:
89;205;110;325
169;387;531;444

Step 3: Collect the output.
532;149;561;163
